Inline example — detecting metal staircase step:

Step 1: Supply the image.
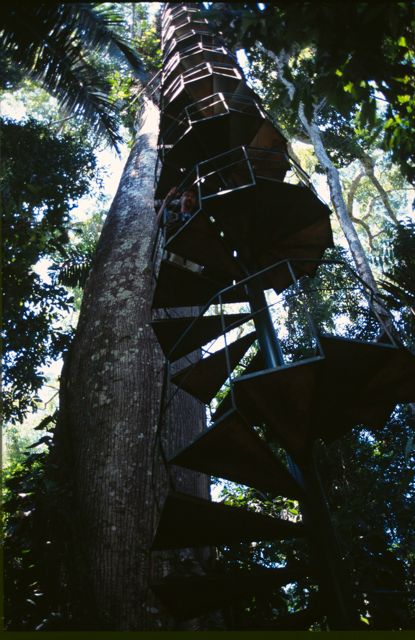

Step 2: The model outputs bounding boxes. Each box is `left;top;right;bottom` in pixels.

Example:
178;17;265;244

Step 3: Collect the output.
171;331;257;404
151;492;305;549
151;313;252;361
258;217;334;293
152;258;249;309
170;409;304;498
234;356;321;462
162;32;217;68
152;565;311;620
157;111;288;197
165;208;244;281
160;46;233;91
198;179;333;276
322;335;415;404
162;69;252;120
165;183;333;290
212;350;266;421
232;336;415;461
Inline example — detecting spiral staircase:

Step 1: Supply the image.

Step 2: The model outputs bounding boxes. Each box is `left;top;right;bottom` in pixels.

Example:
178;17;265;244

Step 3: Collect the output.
148;3;415;630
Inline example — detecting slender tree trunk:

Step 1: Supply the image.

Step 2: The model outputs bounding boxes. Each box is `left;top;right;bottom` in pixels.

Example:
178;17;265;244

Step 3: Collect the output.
358;150;398;224
297;105;378;290
266;43;400;340
54;98;209;630
296;104;396;330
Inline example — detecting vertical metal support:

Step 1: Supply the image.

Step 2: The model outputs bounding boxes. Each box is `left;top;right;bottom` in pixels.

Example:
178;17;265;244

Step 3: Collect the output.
246;277;284;368
300;459;360;627
246;270;359;630
299;444;360;630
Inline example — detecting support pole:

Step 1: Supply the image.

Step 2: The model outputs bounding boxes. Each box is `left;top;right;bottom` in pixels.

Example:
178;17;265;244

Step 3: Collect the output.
246;278;284;368
300;445;360;630
246;275;359;630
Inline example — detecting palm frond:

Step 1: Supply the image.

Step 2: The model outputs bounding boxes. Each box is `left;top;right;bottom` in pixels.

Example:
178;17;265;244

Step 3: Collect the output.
75;4;147;82
1;2;148;148
56;245;96;289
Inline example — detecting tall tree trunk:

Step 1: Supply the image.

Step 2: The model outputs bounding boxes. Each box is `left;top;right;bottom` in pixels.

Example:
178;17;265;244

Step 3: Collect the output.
54;98;209;630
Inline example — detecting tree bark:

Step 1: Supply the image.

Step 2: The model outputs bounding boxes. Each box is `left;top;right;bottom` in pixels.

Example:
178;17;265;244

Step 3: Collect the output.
296;104;399;333
358;150;398;224
345;170;376;247
297;105;379;291
55;98;209;630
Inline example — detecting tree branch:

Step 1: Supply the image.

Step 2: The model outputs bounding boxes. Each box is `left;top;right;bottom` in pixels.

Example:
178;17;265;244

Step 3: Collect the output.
346;171;365;217
258;44;295;101
358;150;399;223
350;215;375;249
314;97;327;116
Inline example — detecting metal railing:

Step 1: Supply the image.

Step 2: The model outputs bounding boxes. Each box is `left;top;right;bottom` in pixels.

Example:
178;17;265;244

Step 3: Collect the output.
162;61;243;111
151;257;401;433
154;143;321;212
162;16;209;49
162;30;216;62
158;93;266;159
162;43;234;87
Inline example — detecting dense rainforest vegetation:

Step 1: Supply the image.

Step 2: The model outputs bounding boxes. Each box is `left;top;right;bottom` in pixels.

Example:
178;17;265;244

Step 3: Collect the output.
2;1;414;631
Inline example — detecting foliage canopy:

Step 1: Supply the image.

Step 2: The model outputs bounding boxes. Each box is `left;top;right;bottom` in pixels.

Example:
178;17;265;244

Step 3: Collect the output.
0;2;147;148
1;117;97;424
207;1;415;183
